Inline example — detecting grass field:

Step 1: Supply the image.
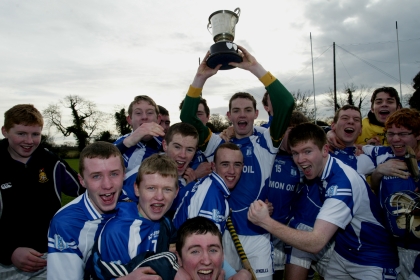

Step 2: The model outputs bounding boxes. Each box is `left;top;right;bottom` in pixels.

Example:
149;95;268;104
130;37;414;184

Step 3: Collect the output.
62;159;79;206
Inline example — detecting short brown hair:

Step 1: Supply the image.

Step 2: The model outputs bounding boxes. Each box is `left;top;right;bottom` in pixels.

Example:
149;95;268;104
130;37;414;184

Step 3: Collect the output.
229;92;257;111
214;143;242;163
3;104;43;131
288;122;327;151
128;95;159;117
135;153;178;189
179;97;210;117
164;122;198;146
176;216;222;258
333;105;361;123
370;87;401;109
385;108;420;137
79;141;124;176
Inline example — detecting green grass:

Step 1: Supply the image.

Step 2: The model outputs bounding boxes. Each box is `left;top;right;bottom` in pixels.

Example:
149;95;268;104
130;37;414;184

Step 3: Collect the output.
61;159;80;206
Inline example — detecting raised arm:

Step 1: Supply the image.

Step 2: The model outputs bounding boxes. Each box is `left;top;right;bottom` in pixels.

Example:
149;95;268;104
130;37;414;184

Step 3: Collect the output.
180;52;221;148
230;46;295;147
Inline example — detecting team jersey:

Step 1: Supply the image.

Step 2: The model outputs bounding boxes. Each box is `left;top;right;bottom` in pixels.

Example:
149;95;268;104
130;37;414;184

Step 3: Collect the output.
190;149;208;170
172;172;230;233
47;192;115;280
268;151;301;224
329;146;375;175
363;145;420;251
288;179;323;229
316;155;399;268
94;202;177;266
114;134;162;202
204;129;278;235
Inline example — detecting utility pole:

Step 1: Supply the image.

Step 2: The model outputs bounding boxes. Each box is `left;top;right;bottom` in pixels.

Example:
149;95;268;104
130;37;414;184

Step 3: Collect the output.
333;42;337;112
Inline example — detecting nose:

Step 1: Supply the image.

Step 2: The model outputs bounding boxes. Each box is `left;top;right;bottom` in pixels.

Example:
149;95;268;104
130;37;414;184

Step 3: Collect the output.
102;175;113;190
227;164;235;174
154;189;164;200
179;148;186;158
200;251;211;265
140;112;148;120
24;134;34;144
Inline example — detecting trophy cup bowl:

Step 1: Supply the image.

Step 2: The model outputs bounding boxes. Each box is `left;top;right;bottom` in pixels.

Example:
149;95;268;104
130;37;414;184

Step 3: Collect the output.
207;8;242;70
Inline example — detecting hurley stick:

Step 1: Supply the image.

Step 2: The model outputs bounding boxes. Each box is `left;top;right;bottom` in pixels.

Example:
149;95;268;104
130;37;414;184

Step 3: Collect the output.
226;216;257;280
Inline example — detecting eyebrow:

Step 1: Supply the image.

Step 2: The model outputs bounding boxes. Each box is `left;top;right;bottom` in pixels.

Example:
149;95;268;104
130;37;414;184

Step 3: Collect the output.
187;244;222;251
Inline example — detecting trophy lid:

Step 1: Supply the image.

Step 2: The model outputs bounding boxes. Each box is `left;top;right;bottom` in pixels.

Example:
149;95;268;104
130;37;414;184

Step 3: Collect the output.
208;9;240;23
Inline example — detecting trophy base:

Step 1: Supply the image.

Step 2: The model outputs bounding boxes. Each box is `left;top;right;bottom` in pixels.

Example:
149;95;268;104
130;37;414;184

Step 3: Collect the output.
207;41;243;70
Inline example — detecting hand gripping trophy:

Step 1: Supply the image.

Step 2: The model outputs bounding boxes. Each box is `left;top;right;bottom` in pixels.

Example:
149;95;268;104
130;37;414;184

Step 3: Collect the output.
206;8;242;70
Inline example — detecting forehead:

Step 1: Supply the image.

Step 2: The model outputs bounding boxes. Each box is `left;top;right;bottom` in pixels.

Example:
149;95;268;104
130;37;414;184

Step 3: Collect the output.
139;173;177;187
9;124;42;132
132;100;156;111
290;140;320;152
216;148;243;162
197;104;206;112
230;98;254;109
387;124;410;131
82;156;123;174
183;233;222;249
161;115;170;120
338;109;361;118
374;92;394;101
169;133;198;146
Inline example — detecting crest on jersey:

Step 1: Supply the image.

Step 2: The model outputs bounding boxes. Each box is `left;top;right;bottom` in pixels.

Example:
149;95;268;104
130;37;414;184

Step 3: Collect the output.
246;146;253;156
325;185;338;197
54;234;69;251
39;168;48;183
212;209;225;222
291;168;297;177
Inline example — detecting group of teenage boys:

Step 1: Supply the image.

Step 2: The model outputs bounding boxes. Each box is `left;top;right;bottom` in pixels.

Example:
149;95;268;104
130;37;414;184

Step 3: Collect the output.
0;45;419;280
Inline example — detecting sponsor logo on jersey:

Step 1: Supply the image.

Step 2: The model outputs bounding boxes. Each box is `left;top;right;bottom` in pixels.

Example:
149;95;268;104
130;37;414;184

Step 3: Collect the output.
54;234;69;251
148;230;160;240
246;146;253;156
39;168;49;183
1;182;12;190
242;165;254;173
256;268;269;273
326;185;338;197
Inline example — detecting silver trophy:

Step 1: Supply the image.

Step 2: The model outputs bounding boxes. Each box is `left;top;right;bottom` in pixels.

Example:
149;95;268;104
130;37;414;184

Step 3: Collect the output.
206;8;242;70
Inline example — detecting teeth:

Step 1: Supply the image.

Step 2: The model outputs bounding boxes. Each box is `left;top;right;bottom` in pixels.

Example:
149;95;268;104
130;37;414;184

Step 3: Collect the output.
198;270;212;275
226;176;234;181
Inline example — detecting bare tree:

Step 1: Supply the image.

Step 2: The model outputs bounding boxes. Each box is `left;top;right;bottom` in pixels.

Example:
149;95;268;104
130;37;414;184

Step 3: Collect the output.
208;113;230;132
322;83;371;116
43;95;109;151
290;90;316;121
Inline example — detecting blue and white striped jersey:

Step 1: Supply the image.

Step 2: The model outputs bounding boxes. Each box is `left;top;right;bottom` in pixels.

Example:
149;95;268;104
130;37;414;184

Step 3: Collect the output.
317;156;399;268
268;152;301;224
94;202;176;266
204;128;278;236
364;145;420;251
330;146;375;175
47;192;115;280
114;135;162;202
172;172;230;233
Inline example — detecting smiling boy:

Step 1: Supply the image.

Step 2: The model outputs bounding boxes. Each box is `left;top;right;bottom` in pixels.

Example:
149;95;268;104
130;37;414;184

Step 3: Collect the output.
0;104;82;279
248;122;399;279
93;153;179;279
366;108;420;279
47;141;124;279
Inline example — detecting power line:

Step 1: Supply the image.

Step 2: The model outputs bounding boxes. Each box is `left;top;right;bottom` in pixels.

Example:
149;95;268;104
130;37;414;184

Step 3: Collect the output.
336;44;412;91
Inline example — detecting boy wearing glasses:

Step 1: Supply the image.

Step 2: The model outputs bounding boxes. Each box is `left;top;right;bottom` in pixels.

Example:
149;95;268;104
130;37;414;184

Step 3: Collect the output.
367;108;420;279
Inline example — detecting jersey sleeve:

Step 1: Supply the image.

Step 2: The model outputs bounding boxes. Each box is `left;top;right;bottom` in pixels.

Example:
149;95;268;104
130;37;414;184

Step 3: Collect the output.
197;187;229;233
47;219;86;279
261;72;295;148
56;160;84;197
180;87;212;151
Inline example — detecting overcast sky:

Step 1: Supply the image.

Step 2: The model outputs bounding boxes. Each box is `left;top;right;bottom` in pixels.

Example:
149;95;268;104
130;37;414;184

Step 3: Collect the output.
1;0;419;143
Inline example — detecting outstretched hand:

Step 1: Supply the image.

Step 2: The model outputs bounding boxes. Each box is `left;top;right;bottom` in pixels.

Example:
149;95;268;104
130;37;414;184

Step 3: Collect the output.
11;247;46;272
192;51;222;88
229;45;267;78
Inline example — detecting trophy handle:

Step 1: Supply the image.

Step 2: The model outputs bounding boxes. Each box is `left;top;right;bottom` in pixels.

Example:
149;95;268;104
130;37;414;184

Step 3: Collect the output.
207;22;212;35
234;7;241;18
